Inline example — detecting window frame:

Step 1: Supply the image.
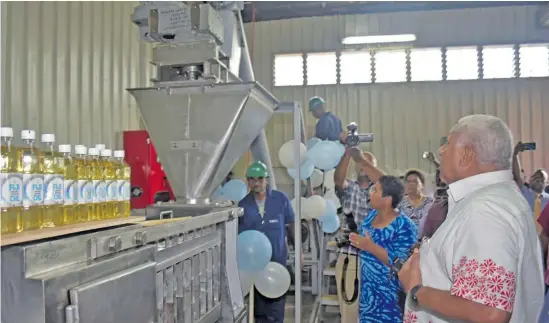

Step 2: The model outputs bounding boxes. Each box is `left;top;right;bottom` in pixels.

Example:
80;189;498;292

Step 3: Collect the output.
271;42;549;86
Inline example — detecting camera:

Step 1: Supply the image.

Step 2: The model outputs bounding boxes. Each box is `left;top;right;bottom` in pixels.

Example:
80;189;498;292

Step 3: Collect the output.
344;122;374;147
388;239;425;279
335;213;358;248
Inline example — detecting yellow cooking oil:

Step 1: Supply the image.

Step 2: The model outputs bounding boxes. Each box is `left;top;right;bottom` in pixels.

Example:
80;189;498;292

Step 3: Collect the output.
114;150;131;218
100;149;116;219
88;148;103;221
20;129;44;231
58;144;77;225
41;134;65;228
74;145;93;223
1;127;23;234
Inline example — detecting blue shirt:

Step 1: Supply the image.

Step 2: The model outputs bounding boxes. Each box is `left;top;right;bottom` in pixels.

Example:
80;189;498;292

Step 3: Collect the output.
315;112;343;141
520;185;549;211
358;210;418;323
238;189;295;265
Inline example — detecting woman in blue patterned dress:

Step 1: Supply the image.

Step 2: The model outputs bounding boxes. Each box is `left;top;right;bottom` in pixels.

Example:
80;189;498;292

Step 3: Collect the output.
350;176;418;323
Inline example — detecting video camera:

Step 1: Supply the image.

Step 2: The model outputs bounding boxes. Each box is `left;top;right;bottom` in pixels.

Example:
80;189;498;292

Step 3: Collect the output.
344;122;374;147
335;213;358;248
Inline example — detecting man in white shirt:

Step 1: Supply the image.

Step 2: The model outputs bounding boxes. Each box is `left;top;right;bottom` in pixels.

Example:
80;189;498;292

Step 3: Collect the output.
398;114;544;323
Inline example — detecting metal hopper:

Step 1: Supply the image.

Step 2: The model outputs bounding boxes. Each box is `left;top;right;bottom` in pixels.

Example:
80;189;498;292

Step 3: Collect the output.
128;81;278;204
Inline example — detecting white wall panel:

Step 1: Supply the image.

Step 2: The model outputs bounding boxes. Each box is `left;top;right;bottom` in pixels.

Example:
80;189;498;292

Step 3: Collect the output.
243;6;549;178
1;1;152;149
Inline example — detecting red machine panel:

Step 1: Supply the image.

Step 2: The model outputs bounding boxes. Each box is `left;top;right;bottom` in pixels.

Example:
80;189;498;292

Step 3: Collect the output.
123;130;175;209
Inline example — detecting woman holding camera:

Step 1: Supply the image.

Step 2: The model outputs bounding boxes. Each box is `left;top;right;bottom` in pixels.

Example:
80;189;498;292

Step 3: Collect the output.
349;173;418;323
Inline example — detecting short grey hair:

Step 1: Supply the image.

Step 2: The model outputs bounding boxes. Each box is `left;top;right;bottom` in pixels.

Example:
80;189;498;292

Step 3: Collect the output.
450;114;514;169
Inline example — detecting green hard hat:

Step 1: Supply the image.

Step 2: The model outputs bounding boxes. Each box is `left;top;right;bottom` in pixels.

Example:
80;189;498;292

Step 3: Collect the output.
246;161;268;178
308;96;325;111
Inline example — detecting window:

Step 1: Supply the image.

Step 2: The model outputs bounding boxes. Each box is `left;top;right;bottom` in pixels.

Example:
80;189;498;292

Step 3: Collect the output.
519;44;549;78
410;48;443;81
446;46;479;80
306;52;337;85
274;54;304;86
339;51;372;84
482;45;515;79
374;50;407;83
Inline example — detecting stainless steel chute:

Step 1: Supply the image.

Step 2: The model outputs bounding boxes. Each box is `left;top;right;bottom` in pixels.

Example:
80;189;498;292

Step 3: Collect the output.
128;82;278;204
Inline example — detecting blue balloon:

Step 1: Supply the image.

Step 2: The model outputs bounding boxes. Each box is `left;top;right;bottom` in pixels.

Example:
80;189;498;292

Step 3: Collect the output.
307;137;321;150
222;179;248;201
237;230;273;273
212;185;224;200
333;141;345;156
319;199;337;220
287;159;315;180
308;141;344;171
320;215;340;234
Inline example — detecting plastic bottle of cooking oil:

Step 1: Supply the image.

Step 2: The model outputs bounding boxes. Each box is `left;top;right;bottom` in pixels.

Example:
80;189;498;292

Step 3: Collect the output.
1;127;23;234
88;148;102;221
95;144;105;153
114;150;131;218
100;149;116;219
95;148;110;219
20;130;44;231
74;145;92;223
59;144;77;225
41;134;64;227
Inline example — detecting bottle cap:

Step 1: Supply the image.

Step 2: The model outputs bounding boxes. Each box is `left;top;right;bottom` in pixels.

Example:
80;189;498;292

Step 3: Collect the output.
58;144;71;153
0;127;13;138
113;150;125;158
21;130;36;140
88;148;99;156
100;149;112;157
41;133;56;143
95;144;106;151
74;145;87;155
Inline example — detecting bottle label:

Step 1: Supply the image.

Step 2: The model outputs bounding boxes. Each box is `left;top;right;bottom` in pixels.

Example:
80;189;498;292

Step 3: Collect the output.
44;174;64;205
64;180;77;205
78;180;94;204
106;180;118;202
117;180;130;201
1;173;23;208
95;180;107;202
87;181;95;203
23;174;44;207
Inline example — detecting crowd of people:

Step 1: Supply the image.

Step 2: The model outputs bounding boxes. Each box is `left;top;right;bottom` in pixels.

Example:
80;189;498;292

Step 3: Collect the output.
236;96;548;323
311;96;548;323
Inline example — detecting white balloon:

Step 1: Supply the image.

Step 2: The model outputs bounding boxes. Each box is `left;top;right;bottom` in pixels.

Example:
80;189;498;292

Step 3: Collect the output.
310;169;324;188
239;271;256;296
291;197;308;219
324;189;341;209
304;195;327;219
255;262;291;299
278;140;307;169
323;169;335;191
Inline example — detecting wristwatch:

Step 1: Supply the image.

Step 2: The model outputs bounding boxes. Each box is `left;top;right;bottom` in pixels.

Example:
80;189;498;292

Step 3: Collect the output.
410;284;423;306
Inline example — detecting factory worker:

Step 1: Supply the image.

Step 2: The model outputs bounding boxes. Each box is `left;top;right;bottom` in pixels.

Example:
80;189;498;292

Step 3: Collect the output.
238;161;297;323
309;96;344;141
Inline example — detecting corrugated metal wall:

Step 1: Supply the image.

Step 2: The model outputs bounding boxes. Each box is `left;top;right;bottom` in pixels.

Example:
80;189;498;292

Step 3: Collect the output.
1;1;152;149
243;5;549;179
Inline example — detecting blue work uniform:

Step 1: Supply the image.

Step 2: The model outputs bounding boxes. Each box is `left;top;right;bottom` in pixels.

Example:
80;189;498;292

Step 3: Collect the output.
315;111;344;141
238;189;295;323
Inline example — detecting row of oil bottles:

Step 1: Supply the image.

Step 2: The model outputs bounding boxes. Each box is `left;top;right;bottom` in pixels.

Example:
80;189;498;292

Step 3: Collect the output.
0;127;131;234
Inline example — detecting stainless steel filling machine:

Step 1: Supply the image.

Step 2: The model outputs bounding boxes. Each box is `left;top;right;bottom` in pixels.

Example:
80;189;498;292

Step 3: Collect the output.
1;2;312;323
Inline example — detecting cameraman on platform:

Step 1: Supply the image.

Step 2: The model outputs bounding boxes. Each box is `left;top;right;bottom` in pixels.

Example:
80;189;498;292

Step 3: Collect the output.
308;96;344;141
333;144;383;323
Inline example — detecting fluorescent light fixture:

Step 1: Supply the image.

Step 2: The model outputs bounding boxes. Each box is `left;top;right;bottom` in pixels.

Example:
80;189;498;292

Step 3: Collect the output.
342;34;417;45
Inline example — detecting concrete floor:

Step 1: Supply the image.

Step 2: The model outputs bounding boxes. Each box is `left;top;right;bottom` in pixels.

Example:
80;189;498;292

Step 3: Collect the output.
283;293;341;323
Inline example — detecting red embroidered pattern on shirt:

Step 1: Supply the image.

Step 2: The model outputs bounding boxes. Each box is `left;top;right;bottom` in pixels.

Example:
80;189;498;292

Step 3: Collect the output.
403;310;433;323
451;256;516;312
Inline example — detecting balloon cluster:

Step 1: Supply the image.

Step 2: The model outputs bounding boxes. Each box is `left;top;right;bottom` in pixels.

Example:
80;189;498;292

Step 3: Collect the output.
278;137;344;234
237;230;292;298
